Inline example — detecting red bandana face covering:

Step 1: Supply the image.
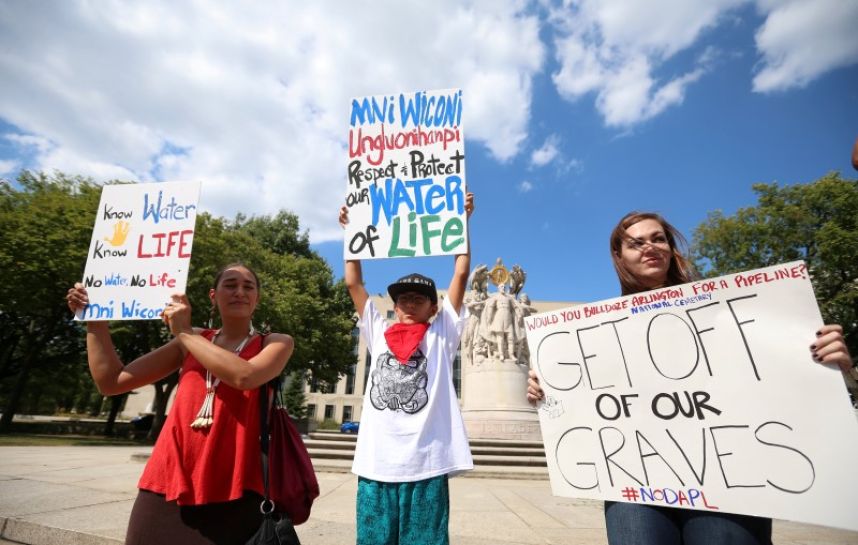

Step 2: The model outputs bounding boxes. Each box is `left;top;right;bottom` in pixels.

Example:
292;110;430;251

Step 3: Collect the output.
384;322;430;364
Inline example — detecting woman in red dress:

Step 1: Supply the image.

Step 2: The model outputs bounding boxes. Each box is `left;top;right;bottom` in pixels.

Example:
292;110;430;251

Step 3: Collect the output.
67;263;294;545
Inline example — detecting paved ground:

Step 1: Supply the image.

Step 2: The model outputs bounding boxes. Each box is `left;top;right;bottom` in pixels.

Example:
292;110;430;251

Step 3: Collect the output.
1;446;856;545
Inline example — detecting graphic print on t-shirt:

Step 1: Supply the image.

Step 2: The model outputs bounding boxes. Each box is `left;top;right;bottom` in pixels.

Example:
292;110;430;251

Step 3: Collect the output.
369;349;429;414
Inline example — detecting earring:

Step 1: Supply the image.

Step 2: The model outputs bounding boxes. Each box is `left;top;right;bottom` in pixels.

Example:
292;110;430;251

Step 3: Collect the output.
207;305;216;329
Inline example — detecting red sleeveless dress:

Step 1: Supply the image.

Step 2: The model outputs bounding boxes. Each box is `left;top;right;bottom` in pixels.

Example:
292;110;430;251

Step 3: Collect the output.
137;330;265;505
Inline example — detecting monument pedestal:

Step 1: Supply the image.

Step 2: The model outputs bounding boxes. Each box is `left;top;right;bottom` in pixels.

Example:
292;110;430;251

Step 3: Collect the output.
460;260;541;441
461;359;541;441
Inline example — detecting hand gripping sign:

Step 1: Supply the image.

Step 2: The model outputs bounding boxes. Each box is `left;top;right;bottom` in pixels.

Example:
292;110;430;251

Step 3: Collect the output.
76;181;201;321
344;88;468;259
525;261;858;531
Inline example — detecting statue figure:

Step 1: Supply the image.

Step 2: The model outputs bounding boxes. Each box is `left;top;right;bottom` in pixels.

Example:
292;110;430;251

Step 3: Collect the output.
462;262;533;366
471;333;489;364
470;264;488;294
481;293;516;361
509;264;526;296
513;293;537;364
462;290;486;366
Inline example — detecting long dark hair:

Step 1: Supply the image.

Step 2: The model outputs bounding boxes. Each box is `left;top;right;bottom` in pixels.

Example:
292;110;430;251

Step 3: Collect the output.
609;211;696;295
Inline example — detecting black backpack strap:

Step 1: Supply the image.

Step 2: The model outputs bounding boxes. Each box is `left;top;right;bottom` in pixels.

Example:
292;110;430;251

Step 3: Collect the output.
257;333;277;510
258;381;272;504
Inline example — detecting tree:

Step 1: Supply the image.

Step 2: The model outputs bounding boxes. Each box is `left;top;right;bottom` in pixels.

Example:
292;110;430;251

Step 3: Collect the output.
233;211;313;258
0;172;100;431
282;370;308;420
692;172;858;362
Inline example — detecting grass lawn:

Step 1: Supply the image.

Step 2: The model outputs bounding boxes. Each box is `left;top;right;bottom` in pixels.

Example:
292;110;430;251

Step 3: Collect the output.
0;434;149;447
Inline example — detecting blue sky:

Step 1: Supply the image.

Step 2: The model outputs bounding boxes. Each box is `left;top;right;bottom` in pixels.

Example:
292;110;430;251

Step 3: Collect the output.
1;1;857;304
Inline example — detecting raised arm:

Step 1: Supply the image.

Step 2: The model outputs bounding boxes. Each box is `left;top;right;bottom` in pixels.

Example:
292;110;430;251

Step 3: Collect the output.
852;136;858;171
340;205;369;315
446;192;474;313
345;260;369;315
67;284;184;396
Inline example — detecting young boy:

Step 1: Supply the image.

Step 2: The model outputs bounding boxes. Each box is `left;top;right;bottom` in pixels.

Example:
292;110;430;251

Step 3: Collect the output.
339;192;474;545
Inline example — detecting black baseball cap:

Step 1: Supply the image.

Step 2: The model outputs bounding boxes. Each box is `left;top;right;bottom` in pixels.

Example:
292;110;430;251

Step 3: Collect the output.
387;273;438;305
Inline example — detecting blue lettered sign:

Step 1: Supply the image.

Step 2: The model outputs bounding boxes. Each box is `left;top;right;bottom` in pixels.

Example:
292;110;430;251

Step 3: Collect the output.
76;181;201;321
344;88;468;260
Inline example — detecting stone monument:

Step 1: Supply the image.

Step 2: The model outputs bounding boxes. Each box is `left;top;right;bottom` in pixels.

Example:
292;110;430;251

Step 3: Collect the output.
461;259;541;440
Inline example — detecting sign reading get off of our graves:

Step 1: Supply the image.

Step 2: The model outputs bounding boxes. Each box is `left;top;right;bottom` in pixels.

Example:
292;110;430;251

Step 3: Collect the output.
524;261;858;531
344;88;468;260
76;181;201;321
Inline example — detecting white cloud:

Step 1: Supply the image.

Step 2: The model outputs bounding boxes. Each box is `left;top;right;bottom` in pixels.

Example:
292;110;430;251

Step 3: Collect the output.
560;157;583;174
0;1;544;241
4;133;137;181
5;133;53;154
550;0;743;127
529;134;583;176
531;135;561;167
548;0;858;124
752;0;858;92
518;180;534;192
0;159;18;176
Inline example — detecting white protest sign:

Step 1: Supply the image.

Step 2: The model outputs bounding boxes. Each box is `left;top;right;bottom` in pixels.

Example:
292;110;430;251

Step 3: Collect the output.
525;261;858;531
77;181;201;321
344;88;468;259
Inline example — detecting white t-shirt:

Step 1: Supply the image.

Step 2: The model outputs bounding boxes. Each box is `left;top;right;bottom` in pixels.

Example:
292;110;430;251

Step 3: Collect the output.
351;297;474;482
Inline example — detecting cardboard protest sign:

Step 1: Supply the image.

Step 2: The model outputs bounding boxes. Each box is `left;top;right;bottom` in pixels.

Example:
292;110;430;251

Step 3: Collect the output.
525;261;858;531
344;88;468;260
76;181;201;321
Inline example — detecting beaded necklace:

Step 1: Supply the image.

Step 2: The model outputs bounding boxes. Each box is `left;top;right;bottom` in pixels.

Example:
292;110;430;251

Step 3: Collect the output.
190;326;255;429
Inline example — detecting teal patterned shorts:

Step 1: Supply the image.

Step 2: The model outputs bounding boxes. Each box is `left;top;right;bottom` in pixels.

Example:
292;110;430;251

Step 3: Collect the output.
356;475;449;545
